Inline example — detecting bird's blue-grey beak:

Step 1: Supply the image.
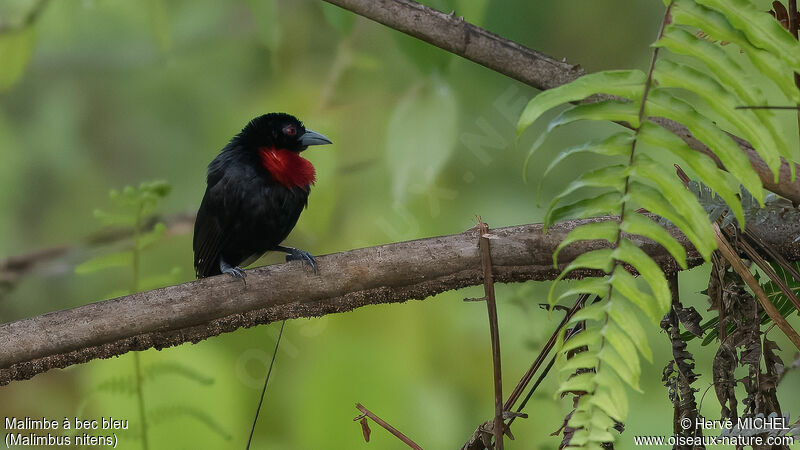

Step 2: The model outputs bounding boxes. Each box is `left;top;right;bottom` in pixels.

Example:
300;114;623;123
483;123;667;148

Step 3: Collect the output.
299;129;332;147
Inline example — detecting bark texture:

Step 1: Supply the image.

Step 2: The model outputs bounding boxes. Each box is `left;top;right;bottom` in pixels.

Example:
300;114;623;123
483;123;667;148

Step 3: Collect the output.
3;215;800;385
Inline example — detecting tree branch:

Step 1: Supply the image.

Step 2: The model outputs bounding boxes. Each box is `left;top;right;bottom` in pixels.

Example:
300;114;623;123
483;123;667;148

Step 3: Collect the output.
3;215;800;385
321;0;585;91
4;0;800;388
321;0;800;203
0;211;195;294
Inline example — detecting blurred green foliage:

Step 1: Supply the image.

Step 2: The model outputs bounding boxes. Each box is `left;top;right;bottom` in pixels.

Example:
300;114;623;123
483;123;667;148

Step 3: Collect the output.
74;181;227;448
0;0;798;449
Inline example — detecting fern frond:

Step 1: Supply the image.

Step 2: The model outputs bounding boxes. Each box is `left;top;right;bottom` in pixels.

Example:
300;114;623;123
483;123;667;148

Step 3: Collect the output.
148;405;233;441
94;375;138;396
516;0;800;447
144;360;215;385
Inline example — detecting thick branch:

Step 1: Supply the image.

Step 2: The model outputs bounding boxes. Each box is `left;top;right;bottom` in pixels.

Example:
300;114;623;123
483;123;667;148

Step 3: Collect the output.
321;0;584;91
3;215;800;385
322;0;800;203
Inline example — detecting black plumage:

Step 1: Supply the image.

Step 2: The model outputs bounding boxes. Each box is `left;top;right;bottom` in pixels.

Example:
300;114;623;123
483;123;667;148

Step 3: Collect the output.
193;113;331;278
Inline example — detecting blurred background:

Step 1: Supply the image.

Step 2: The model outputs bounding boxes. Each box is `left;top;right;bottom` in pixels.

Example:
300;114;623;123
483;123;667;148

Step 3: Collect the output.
0;0;798;448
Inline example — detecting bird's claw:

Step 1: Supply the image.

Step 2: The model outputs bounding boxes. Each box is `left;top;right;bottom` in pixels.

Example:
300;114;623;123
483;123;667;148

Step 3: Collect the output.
284;248;318;274
220;259;247;283
225;266;246;278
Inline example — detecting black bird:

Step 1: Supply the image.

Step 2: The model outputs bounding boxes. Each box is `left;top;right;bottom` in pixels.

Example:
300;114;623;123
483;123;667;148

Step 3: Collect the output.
193;113;331;278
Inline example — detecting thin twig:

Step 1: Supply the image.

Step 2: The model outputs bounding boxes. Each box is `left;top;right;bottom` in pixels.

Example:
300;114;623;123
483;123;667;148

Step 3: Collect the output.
503;294;588;412
354;403;422;450
675;165;800;350
736;237;800;313
664;273;703;440
476;218;504;450
745;224;800;282
509;356;555;427
734;105;800;110
507;299;593;429
462;295;587;450
788;0;800;152
713;223;800;350
0;211;195;292
246;320;285;450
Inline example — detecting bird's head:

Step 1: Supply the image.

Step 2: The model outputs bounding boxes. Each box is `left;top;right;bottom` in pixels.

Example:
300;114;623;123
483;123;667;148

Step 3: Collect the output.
239;113;332;153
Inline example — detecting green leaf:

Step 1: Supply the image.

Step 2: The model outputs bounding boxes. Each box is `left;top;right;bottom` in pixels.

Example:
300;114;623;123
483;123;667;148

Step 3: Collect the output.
655;25;763;107
598;345;641;392
613;238;671;314
546;166;628;226
144;360;214;385
590;369;628;421
652;58;782;179
523;101;638;181
547;100;641;133
546;191;622;230
549;249;615;306
610;266;661;324
638;121;744;226
543;133;633;180
554;220;619;267
558;372;597;395
653;19;797;173
561;328;602;355
696;0;800;71
603;322;641;379
93;208;136;227
608;296;653;362
587;427;616;443
569;301;609;325
386;76;458;204
560;352;600;374
620;210;686;269
140;180;172;198
320;3;356;35
147;405;232;441
645;88;763;203
93;375;137;396
518;70;645;135
0;24;36;93
671;0;800;104
75;251;132;275
568;411;591;428
137;222;167;250
555;278;609;303
570;429;590;446
589;410;617;432
630;155;716;256
627;181;712;261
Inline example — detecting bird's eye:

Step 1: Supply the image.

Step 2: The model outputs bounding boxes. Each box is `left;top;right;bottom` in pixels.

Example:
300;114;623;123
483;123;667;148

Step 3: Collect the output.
283;125;297;137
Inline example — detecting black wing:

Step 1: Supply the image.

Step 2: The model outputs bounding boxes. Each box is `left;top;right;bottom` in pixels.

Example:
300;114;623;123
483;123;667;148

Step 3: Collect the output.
193;188;228;277
192;151;249;278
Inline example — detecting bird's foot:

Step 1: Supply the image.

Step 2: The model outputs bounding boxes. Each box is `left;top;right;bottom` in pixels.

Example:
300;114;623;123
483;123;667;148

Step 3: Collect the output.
220;259;247;283
277;246;317;274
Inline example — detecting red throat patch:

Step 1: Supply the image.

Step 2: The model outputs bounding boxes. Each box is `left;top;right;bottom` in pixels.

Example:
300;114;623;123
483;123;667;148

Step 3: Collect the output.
258;147;316;189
